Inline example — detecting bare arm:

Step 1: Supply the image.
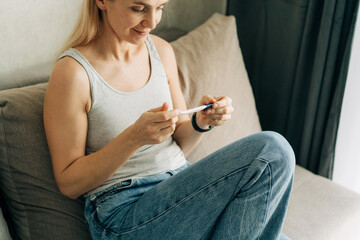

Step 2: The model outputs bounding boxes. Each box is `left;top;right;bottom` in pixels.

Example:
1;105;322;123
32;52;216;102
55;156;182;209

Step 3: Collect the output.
152;35;234;155
44;57;178;199
151;35;204;154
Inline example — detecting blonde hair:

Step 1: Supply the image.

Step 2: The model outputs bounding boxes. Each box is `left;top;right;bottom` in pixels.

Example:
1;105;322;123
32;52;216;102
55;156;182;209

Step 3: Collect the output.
56;0;102;58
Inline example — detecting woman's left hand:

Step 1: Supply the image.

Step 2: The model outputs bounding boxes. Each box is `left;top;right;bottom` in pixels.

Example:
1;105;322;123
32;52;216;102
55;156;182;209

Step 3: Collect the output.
196;95;234;129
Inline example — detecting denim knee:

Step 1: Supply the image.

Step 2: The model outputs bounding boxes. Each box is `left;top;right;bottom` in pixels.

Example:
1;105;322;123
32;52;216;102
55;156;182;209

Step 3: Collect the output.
257;131;296;178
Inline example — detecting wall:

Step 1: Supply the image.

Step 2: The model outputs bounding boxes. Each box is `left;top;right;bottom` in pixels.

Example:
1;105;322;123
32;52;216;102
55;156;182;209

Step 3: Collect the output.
0;0;226;90
0;0;82;87
333;7;360;194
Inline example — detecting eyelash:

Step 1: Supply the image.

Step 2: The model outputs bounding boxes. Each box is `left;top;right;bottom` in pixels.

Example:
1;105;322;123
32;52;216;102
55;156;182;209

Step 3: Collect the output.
131;7;144;13
131;7;165;13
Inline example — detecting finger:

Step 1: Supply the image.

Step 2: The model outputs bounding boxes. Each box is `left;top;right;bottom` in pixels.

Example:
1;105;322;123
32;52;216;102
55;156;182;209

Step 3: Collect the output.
200;95;217;106
200;117;224;127
207;116;231;126
212;97;232;109
152;109;180;123
160;102;169;112
149;102;169;112
148;123;176;144
204;106;234;115
157;117;179;129
148;101;179;122
206;113;232;121
210;120;228;127
159;123;177;136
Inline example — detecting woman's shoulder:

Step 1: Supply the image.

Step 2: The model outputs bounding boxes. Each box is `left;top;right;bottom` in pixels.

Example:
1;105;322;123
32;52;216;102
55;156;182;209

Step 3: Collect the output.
149;34;176;65
149;34;170;46
50;54;90;98
52;55;88;85
48;55;91;111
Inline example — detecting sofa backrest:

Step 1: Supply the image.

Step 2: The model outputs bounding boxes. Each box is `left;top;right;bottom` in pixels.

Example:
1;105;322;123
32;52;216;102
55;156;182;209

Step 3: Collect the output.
0;1;228;239
0;0;227;91
0;13;263;239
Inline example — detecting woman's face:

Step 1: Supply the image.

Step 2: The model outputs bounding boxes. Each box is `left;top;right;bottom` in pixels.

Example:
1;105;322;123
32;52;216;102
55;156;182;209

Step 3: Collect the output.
102;0;168;44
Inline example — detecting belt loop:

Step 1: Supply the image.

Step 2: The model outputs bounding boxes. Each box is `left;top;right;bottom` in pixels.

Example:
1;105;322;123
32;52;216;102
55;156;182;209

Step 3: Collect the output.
90;195;96;202
121;179;133;188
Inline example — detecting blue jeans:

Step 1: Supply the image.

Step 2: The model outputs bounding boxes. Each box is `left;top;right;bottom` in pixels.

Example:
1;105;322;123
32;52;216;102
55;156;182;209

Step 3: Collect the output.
84;131;295;239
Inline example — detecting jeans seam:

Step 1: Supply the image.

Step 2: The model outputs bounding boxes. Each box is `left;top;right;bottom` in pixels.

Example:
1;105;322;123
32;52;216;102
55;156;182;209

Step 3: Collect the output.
112;165;252;236
257;159;272;240
93;209;107;232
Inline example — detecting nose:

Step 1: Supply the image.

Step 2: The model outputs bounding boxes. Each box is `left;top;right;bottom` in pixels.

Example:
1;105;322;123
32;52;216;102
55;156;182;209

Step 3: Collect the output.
142;11;158;30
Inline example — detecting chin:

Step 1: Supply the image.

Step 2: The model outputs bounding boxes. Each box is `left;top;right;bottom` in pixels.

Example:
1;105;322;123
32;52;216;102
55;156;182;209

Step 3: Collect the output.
129;35;148;45
128;29;150;44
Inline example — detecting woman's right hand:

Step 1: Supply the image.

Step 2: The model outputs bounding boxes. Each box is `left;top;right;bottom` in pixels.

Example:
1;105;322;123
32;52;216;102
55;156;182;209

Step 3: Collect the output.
131;102;180;146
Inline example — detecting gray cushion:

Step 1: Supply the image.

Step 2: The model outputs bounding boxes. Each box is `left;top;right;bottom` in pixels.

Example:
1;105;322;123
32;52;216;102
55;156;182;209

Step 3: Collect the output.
0;83;91;239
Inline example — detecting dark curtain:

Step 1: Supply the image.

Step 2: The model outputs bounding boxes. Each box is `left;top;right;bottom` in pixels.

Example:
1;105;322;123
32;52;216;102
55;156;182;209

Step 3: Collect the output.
227;0;359;178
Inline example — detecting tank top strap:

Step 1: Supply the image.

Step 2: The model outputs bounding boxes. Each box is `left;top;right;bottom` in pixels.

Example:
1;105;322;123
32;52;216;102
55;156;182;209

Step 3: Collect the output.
145;36;167;79
56;37;168;109
57;48;96;79
57;48;101;105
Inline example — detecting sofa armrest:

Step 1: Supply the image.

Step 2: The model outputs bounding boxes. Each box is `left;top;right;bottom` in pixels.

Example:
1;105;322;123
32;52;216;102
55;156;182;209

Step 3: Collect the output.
284;165;360;240
0;208;12;240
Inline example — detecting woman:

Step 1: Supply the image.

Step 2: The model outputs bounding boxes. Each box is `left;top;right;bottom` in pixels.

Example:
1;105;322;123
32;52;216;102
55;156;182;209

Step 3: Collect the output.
43;0;295;239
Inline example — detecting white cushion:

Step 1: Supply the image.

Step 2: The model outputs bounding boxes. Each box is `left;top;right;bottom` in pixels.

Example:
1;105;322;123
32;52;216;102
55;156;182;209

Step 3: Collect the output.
0;208;11;240
170;13;262;163
284;166;360;240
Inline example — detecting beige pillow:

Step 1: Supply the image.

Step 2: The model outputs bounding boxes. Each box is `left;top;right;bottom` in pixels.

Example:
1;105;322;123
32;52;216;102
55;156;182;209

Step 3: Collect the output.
170;13;262;163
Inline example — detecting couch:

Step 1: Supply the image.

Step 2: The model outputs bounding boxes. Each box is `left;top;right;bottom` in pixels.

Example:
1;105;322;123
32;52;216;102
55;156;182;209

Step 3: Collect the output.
1;6;360;240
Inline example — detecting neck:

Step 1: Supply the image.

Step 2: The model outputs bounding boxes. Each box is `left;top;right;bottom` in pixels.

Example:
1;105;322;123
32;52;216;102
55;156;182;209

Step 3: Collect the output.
91;20;143;62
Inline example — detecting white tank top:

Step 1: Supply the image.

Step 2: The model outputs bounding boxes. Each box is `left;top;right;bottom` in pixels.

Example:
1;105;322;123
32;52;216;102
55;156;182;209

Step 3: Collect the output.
58;36;187;196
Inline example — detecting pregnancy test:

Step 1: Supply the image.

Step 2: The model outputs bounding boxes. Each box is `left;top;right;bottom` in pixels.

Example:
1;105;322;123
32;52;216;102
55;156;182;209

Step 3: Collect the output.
180;104;213;115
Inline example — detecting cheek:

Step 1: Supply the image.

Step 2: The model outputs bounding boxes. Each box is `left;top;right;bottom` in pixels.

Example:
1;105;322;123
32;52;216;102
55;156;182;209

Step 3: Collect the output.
126;15;145;28
107;9;137;28
156;12;163;24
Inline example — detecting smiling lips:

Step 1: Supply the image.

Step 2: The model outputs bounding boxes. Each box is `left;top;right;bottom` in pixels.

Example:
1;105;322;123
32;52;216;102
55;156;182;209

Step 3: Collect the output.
133;29;149;36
